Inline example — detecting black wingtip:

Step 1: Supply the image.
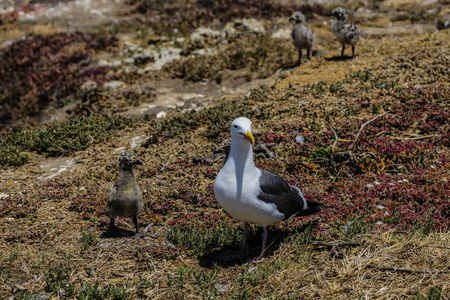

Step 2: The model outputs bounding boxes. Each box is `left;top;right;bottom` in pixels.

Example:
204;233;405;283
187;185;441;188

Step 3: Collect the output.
318;204;334;209
307;200;333;209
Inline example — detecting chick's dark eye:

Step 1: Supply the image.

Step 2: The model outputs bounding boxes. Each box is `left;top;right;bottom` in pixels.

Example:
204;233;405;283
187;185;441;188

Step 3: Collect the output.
233;125;238;128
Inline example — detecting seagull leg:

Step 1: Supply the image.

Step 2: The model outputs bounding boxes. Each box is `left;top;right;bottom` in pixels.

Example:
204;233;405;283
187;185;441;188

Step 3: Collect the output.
351;45;355;59
341;44;345;58
107;217;116;235
307;48;311;60
131;215;144;239
260;225;269;259
242;222;250;251
298;50;302;66
251;226;269;263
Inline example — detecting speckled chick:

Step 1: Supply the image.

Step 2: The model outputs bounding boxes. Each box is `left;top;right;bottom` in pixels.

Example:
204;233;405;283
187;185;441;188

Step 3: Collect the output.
289;11;315;65
328;7;361;59
106;151;144;238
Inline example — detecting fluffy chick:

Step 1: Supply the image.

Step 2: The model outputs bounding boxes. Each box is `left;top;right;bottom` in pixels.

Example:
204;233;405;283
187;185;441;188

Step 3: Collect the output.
289;11;315;65
106;151;144;238
328;7;361;59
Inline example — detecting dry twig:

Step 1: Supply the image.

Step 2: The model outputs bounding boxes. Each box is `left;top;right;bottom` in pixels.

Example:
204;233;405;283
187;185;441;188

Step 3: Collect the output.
392;134;441;141
348;111;391;151
330;127;338;152
367;265;450;274
399;245;450;254
311;241;361;259
312;241;361;248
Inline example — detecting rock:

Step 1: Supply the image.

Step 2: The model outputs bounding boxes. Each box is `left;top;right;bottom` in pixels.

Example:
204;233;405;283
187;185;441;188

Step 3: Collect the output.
133;54;152;66
380;0;422;9
139;83;155;97
148;35;163;45
112;60;122;67
222;18;265;38
174;37;185;46
234;18;265;34
144;105;166;119
140;47;182;71
271;28;291;39
354;7;380;20
103;81;125;90
156;111;166;118
222;24;237;38
437;19;450;30
183;99;202;109
79;80;98;93
190;27;221;44
0;40;13;50
123;57;134;65
98;59;110;66
420;0;438;6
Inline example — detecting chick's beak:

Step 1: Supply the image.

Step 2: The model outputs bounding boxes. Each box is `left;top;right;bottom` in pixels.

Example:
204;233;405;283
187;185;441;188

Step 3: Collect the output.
243;130;255;145
288;17;293;21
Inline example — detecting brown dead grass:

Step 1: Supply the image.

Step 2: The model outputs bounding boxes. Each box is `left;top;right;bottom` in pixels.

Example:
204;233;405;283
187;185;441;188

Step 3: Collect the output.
1;189;448;299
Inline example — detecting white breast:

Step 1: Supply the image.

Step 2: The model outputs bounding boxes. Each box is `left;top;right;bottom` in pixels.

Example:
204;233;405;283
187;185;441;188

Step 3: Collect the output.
332;21;346;44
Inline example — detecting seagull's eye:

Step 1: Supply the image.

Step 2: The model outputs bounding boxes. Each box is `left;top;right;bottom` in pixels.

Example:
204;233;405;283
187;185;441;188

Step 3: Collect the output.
233;125;238;128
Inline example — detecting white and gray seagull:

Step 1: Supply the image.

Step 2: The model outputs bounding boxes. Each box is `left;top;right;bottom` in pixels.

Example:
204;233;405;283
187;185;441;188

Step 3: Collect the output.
289;11;315;65
214;117;329;260
328;7;361;59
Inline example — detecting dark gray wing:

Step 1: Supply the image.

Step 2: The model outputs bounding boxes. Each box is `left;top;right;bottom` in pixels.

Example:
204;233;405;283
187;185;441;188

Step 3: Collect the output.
107;182;119;204
257;169;323;220
307;25;315;44
342;22;361;44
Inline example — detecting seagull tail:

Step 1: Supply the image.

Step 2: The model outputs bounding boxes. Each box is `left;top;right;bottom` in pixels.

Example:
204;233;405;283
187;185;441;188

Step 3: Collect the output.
293;200;332;217
307;200;333;209
316;203;334;209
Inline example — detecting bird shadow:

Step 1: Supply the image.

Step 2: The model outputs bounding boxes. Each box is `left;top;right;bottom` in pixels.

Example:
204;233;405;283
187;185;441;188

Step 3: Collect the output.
280;59;314;70
325;55;355;61
198;221;315;268
281;63;300;70
198;245;245;269
100;228;141;239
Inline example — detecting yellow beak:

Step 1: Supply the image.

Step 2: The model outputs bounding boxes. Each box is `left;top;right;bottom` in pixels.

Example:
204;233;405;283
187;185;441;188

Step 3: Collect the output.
243;130;255;145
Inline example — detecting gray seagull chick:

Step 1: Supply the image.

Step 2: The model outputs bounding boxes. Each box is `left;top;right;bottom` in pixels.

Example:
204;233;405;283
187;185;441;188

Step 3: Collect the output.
289;11;315;65
106;151;144;238
328;7;361;59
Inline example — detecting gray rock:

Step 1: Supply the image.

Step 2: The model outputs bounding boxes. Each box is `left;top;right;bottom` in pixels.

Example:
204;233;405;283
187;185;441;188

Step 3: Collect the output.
144;106;166;119
183;99;202;109
133;54;152;66
103;81;125;90
139;83;155;97
437;19;450;30
79;80;98;94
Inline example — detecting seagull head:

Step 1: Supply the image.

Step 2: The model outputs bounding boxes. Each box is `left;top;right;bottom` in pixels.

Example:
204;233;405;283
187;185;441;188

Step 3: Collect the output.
289;11;306;23
328;7;347;20
230;117;255;146
119;151;143;168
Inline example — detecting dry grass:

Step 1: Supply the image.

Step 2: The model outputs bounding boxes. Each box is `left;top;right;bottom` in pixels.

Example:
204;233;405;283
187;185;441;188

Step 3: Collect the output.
1;194;448;299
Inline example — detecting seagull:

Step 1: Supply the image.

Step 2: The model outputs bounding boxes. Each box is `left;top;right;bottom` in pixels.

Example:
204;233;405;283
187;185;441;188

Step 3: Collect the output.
328;7;361;59
214;117;329;260
106;151;144;238
289;11;315;65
